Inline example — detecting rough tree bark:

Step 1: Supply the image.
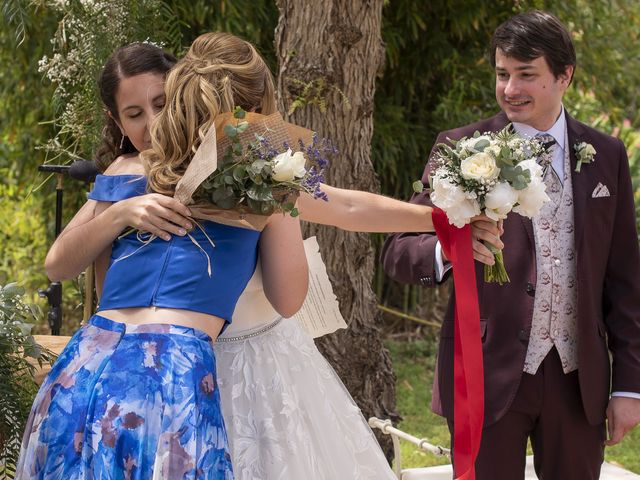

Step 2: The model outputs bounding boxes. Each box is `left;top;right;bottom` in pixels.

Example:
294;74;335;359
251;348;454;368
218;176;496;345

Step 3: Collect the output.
275;0;398;458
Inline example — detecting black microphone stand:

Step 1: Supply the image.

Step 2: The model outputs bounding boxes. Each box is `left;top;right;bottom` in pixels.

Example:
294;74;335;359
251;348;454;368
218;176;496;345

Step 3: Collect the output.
37;165;70;335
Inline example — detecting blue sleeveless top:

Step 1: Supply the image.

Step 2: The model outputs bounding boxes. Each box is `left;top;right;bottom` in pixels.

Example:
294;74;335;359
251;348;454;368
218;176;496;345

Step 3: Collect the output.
88;174;147;201
89;174;260;327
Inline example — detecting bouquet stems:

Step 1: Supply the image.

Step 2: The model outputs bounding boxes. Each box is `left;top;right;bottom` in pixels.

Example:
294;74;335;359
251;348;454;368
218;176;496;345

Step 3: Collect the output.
483;242;510;285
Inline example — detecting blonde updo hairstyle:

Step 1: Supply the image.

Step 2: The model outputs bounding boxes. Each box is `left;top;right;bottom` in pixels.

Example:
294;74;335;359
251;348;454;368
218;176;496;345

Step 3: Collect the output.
144;32;277;195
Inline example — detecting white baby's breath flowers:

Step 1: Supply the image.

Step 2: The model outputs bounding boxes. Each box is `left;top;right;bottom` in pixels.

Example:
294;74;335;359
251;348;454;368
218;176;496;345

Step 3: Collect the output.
38;0;169;161
271;149;307;182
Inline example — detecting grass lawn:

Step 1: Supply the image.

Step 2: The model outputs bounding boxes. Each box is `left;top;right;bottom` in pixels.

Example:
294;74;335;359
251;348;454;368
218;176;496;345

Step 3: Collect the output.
387;338;640;474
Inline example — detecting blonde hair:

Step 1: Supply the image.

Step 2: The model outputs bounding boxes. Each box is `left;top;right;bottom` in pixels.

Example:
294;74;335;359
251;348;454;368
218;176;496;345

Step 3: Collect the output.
144;32;277;195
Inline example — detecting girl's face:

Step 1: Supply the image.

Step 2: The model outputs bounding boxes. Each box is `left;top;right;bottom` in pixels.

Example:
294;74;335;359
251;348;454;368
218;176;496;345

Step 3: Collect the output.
113;72;166;152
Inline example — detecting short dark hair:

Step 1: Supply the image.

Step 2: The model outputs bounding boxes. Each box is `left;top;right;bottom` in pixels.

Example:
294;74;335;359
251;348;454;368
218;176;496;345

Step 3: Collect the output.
490;10;576;80
95;43;177;171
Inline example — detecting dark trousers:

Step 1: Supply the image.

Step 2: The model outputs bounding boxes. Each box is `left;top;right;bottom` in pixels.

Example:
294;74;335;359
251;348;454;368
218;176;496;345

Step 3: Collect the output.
450;348;606;479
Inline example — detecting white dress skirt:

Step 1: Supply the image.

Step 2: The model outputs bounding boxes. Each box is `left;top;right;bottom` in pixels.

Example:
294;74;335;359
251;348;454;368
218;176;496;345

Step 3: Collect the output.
214;265;396;480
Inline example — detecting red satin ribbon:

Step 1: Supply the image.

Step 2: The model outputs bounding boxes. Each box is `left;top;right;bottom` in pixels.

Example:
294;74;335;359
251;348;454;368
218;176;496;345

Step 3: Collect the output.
432;208;484;480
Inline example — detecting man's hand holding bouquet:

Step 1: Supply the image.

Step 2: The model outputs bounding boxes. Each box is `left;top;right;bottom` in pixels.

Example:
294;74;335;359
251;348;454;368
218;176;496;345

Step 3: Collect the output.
414;126;550;284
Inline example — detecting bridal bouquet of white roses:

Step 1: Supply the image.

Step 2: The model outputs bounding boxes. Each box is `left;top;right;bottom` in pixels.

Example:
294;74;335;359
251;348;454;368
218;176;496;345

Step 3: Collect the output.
414;125;550;284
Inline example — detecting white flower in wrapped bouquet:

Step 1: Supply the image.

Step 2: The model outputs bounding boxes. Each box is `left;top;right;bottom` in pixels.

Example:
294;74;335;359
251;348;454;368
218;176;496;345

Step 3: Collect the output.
272;149;307;181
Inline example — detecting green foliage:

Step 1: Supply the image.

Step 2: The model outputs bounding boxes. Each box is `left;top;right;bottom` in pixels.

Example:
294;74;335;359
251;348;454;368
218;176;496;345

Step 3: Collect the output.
385;339;450;469
286;77;351;116
167;0;278;68
2;0;30;46
0;283;55;477
0;167;49;300
37;0;182;163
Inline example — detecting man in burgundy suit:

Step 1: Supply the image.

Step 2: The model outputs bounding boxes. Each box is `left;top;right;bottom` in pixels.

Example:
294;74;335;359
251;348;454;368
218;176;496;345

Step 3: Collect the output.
381;11;640;479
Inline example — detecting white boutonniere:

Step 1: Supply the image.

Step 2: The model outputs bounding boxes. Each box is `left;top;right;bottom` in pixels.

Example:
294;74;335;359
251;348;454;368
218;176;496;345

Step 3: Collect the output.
573;141;596;172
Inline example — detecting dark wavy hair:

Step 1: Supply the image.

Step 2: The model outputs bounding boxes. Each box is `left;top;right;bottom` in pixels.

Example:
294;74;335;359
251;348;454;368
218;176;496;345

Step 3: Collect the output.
95;43;177;172
490;10;576;82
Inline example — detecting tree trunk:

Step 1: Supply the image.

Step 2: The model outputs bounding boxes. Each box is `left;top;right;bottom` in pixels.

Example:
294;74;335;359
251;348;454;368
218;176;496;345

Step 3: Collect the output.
275;0;398;459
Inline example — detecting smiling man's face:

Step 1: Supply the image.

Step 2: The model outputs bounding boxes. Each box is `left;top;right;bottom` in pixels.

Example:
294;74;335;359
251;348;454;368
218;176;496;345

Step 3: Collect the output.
494;48;572;131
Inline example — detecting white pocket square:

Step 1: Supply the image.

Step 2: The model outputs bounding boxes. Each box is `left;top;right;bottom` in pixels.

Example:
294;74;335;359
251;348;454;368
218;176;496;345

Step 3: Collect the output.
591;182;610;198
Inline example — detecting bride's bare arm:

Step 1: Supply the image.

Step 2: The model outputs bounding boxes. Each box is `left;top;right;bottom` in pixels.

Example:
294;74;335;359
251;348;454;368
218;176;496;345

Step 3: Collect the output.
297;184;434;232
259;214;309;318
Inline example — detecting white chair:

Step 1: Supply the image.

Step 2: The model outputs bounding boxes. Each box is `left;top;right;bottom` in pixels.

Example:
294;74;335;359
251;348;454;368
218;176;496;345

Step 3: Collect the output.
369;417;640;480
369;417;451;480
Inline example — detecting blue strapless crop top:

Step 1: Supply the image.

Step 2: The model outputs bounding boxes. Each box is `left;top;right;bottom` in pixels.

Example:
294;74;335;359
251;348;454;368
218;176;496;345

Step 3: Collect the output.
90;174;260;326
88;174;147;201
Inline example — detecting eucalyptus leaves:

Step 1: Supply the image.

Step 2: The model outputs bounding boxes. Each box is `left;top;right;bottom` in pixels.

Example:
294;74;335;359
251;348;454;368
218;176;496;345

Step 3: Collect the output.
193;107;331;216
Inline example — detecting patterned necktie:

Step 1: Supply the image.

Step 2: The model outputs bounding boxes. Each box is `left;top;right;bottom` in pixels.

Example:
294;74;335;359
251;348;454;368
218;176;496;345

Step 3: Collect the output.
535;133;562;209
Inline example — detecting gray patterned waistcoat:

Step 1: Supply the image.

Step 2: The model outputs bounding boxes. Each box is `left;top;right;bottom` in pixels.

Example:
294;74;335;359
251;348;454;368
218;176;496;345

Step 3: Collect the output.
524;131;579;374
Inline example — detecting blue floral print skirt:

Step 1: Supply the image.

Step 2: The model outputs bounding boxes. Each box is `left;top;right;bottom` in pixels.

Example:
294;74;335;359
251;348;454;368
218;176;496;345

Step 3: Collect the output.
16;314;234;480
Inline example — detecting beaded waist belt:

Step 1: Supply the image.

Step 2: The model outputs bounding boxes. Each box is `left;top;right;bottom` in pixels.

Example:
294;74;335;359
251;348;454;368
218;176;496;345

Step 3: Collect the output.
215;316;283;343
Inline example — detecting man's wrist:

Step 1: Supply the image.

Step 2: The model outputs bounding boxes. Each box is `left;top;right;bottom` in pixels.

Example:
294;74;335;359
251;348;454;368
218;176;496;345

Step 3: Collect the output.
611;391;640;400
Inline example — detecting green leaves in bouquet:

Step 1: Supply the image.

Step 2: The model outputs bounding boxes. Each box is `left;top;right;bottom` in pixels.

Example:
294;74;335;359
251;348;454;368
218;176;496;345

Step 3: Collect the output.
247;183;274;202
211;186;237;209
500;165;531;190
195;107;291;214
437;142;460;166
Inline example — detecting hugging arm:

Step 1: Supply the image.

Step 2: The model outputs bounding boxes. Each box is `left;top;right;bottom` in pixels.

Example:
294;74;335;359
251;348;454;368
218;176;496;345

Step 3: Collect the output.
44;160;192;282
259;214;309;318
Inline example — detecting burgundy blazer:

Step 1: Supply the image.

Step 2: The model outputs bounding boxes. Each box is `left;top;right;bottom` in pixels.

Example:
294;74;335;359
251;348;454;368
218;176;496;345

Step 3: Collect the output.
381;111;640;427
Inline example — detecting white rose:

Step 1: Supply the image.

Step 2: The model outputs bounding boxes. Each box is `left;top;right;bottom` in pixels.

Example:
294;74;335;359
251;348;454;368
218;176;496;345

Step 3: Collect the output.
460;152;500;182
513;181;549;218
484;181;518;221
447;198;482;228
517;159;543;180
511;159;550;217
431;173;481;227
271;149;307;182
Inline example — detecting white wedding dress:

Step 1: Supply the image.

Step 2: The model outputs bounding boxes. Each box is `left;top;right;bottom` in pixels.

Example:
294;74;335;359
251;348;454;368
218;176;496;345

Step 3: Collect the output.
214;264;396;480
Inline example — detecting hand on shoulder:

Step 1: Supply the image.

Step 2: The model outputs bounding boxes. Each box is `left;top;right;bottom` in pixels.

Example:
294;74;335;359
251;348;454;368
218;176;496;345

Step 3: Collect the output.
100;154;193;239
